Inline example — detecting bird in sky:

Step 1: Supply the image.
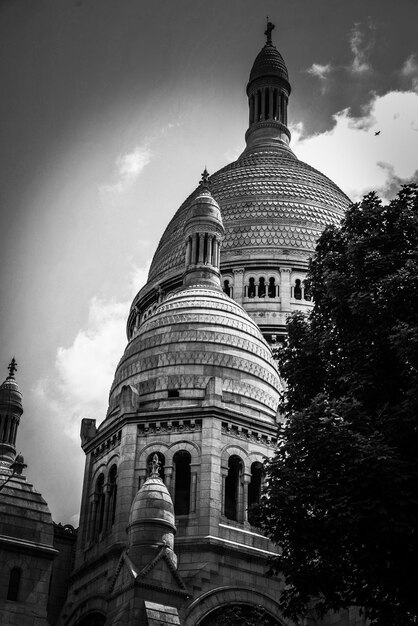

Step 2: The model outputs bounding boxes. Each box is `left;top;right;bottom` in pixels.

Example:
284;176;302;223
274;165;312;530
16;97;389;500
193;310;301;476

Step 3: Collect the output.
375;130;381;135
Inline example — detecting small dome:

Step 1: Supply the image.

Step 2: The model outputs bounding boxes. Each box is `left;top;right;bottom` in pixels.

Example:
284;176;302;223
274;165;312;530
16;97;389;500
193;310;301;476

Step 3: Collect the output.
249;43;289;85
0;374;23;413
129;474;176;533
188;190;223;226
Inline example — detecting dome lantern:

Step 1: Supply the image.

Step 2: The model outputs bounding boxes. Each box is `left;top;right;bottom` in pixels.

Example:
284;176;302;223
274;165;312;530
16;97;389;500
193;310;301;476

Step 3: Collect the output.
0;358;24;469
245;21;292;149
183;169;225;289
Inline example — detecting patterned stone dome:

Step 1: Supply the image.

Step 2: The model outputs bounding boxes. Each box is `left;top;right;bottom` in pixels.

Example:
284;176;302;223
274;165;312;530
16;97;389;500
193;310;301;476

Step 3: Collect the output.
249;42;289;84
0;372;23;412
146;144;351;286
109;286;281;423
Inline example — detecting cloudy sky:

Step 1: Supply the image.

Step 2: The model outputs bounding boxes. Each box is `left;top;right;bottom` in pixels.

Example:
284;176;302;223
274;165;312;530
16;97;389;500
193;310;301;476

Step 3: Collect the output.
0;0;417;525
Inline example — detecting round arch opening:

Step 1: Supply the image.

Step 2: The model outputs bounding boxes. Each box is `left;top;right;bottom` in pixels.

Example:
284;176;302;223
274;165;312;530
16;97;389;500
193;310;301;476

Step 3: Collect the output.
74;612;106;626
197;602;281;625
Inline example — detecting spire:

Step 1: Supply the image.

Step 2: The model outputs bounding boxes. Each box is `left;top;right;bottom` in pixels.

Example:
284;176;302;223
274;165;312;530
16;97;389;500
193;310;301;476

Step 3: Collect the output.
245;22;291;149
183;170;225;289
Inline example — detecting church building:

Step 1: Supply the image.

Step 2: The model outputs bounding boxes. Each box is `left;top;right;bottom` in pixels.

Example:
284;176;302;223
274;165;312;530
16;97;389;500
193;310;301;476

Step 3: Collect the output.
2;23;366;626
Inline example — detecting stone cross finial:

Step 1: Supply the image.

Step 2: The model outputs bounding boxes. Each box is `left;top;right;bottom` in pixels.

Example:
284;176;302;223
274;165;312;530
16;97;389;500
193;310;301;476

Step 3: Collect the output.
200;168;211;188
7;357;17;378
265;20;275;45
149;453;160;477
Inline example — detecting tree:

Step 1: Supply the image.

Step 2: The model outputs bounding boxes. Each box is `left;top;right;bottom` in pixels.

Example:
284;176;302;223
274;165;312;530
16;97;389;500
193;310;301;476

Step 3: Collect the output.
254;185;418;625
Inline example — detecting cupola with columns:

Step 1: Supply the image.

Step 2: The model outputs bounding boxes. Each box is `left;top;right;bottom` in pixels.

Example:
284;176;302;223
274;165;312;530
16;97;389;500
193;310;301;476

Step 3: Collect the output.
183;169;225;289
245;21;292;148
0;358;23;468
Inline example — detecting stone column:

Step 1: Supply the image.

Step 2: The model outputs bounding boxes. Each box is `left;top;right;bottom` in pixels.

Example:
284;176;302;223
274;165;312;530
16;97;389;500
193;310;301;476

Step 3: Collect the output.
185;237;191;266
191;234;197;265
221;470;227;516
212;238;219;267
190;471;197;513
269;88;274;120
232;268;245;304
242;474;251;522
254;90;259;122
260;88;266;120
249;94;254;124
198;234;204;263
207;236;213;266
280;267;292;312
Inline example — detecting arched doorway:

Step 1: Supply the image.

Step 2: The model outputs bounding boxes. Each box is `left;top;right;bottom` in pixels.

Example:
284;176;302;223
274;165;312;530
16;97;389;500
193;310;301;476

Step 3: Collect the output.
75;612;106;626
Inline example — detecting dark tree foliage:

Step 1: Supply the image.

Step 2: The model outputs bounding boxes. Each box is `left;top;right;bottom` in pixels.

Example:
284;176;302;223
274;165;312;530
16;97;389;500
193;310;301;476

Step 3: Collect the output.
209;604;277;626
254;185;418;626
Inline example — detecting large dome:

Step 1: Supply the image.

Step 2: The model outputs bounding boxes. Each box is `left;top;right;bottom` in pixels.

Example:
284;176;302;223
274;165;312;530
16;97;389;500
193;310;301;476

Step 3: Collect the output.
147;144;350;285
109;286;282;424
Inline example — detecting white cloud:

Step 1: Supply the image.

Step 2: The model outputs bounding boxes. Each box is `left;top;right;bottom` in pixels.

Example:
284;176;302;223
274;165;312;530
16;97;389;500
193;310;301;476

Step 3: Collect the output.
291;90;418;202
349;22;374;74
102;144;152;193
307;62;332;81
401;54;418;92
34;262;151;440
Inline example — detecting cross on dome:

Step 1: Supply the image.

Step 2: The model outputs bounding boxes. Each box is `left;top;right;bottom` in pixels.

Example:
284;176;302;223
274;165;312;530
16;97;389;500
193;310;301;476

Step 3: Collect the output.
199;168;211;189
265;20;275;45
7;357;17;378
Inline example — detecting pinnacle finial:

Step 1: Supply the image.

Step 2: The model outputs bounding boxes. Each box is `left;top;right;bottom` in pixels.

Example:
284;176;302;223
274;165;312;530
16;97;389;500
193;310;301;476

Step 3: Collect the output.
7;358;17;379
200;168;211;189
265;20;275;45
149;453;160;477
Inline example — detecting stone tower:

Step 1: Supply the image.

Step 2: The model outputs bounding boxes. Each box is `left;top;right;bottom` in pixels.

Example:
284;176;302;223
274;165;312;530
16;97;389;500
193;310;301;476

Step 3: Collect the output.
60;25;353;626
0;361;58;626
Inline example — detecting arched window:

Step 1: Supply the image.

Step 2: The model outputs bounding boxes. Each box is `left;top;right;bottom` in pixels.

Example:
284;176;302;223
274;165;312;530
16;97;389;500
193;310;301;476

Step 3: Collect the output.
268;277;276;298
173;451;191;515
258;277;266;298
93;473;105;540
108;465;117;528
304;280;311;301
7;567;21;601
223;279;231;296
248;461;264;525
147;452;165;481
248;277;256;298
294;278;302;300
225;455;243;522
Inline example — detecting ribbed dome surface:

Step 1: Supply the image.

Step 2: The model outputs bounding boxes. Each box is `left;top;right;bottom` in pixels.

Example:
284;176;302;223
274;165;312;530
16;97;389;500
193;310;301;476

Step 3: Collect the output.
129;475;175;531
109;286;281;422
0;376;23;412
147;145;351;285
249;43;289;83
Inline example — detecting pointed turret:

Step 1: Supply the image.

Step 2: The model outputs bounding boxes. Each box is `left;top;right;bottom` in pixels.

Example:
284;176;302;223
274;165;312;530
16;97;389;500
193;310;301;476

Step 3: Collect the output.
127;454;177;569
0;358;23;468
183;169;225;289
245;21;291;148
